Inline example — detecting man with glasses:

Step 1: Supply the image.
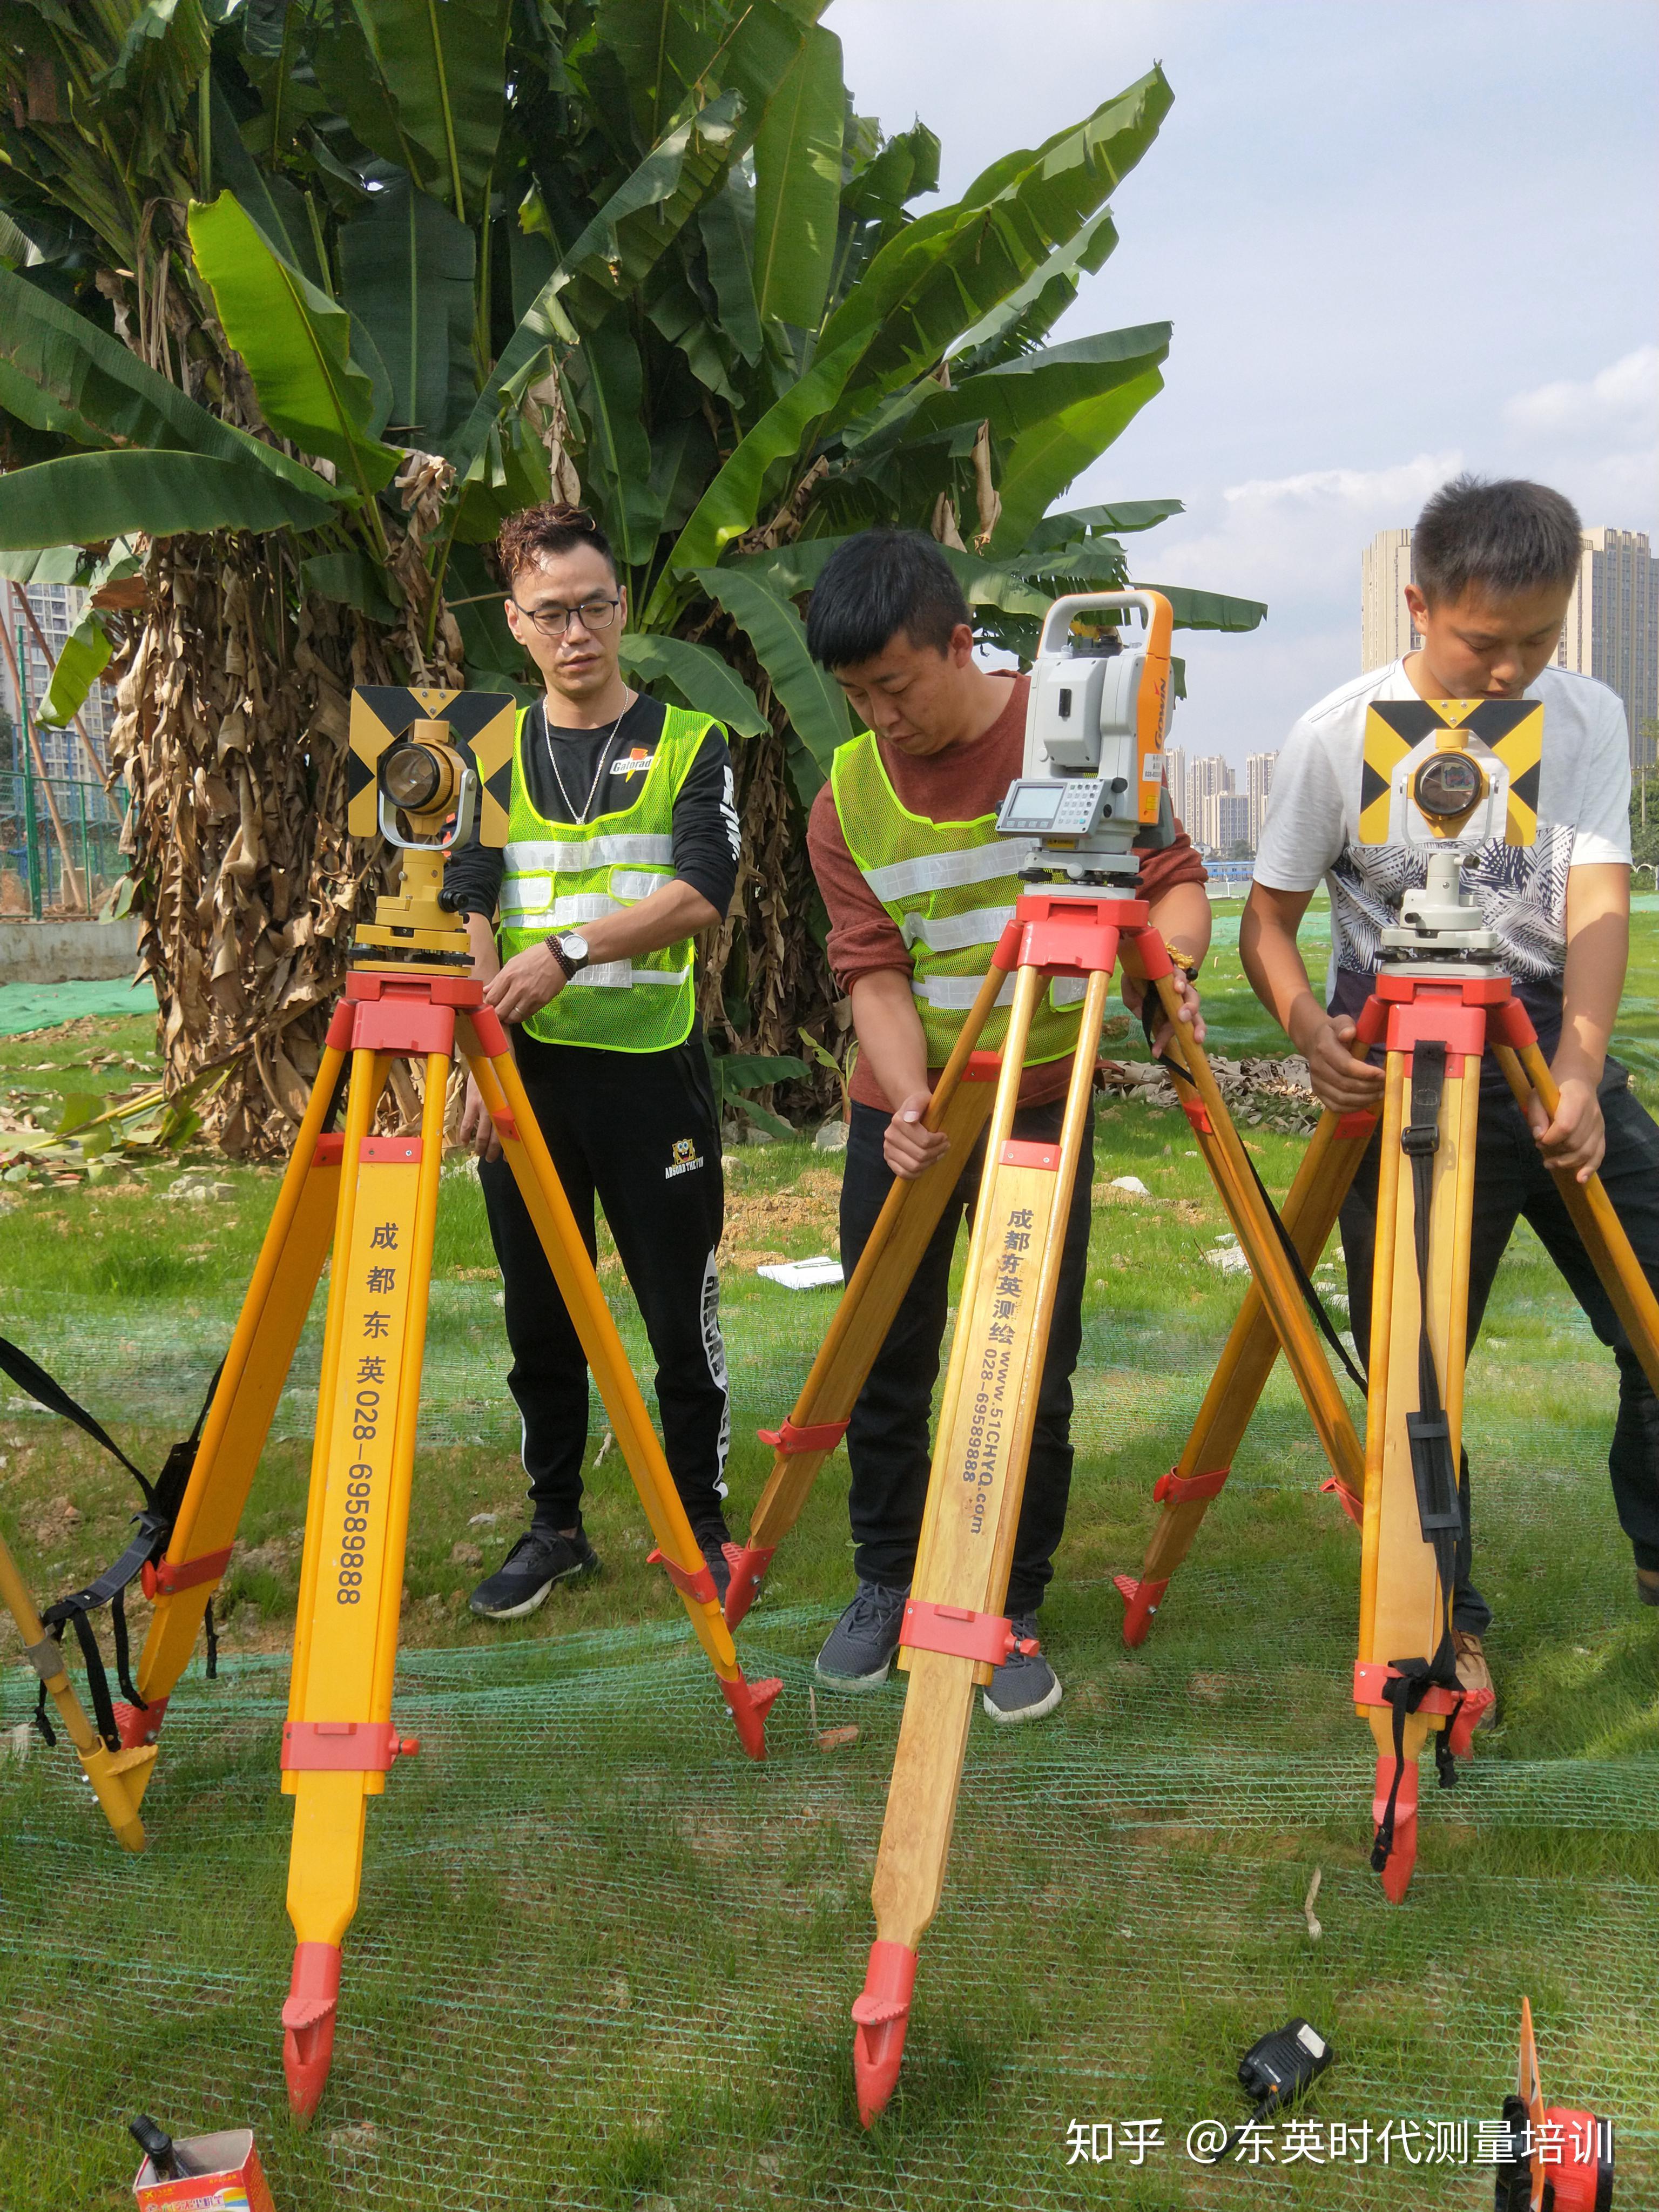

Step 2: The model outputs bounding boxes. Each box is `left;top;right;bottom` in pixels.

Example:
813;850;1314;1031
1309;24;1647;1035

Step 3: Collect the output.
444;502;742;1618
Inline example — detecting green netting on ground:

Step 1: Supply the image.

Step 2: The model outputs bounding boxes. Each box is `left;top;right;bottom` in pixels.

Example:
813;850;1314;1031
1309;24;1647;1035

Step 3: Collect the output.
4;1070;1658;2205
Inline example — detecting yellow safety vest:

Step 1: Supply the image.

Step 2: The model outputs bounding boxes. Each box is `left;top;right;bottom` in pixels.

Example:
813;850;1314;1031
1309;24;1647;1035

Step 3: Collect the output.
497;701;710;1051
830;729;1083;1069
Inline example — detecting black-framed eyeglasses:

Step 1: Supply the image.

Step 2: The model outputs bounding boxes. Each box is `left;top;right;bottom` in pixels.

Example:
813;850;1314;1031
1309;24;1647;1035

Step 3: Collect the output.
509;594;622;638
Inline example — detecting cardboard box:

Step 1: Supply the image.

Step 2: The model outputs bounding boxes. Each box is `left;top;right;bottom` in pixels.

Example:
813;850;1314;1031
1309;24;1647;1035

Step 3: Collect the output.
132;2128;275;2211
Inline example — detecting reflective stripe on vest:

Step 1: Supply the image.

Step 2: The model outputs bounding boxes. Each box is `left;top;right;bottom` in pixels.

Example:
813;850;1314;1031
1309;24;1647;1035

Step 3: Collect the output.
498;702;709;1051
830;729;1084;1069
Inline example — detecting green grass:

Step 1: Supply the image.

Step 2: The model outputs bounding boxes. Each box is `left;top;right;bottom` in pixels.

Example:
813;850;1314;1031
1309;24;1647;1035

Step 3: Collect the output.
1;926;1657;2209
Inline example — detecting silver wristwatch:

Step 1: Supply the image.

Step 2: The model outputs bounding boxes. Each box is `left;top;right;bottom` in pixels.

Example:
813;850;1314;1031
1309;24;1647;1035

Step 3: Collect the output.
549;931;590;979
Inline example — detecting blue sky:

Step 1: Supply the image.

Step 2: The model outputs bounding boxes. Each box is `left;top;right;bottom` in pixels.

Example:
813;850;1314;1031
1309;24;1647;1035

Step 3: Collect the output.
828;0;1659;768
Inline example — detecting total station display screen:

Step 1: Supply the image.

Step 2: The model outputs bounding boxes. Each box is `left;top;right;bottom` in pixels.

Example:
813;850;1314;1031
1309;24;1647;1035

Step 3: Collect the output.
1002;783;1065;830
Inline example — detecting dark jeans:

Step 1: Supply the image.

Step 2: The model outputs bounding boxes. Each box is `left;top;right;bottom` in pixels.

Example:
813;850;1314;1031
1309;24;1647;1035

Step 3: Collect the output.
478;1029;730;1539
839;1093;1093;1615
1340;1060;1659;1629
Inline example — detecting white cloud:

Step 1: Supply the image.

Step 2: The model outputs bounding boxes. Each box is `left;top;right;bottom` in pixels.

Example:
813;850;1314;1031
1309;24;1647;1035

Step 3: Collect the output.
1503;346;1659;442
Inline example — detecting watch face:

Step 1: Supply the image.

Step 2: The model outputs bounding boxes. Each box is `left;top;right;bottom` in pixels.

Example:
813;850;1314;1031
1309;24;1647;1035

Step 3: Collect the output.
562;933;589;960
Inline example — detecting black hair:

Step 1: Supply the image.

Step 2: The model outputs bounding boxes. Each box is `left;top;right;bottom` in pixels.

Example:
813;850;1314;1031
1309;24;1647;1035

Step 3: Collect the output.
805;527;972;668
1412;475;1582;608
496;501;619;588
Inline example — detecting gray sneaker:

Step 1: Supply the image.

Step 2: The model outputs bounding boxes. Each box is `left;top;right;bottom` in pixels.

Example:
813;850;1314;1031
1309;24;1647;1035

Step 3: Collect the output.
814;1580;910;1690
981;1615;1062;1724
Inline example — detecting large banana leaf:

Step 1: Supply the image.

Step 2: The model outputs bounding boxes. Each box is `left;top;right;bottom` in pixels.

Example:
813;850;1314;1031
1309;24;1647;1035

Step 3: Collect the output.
644;331;869;617
618;633;768;737
446;93;743;476
188;193;402;500
0;449;340;547
814;66;1173;419
37;602;110;725
352;0;512;222
949;205;1121;373
0;264;336;505
1024;500;1184;548
989;367;1167;554
206;79;325;287
339;177;476;448
751;24;844;330
1135;584;1268;632
694;565;850;787
564;316;662;569
698;174;764;365
849;323;1172;455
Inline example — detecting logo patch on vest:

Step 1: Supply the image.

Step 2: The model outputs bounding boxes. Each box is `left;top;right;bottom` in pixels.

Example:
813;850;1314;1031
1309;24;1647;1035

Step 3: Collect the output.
610;748;655;776
665;1135;703;1179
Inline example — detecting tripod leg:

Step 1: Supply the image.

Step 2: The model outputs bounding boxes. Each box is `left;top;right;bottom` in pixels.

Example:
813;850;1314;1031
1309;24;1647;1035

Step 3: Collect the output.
731;1076;996;1626
463;1028;781;1758
854;966;1109;2126
280;1044;446;2121
0;1533;156;1851
1494;1042;1659;1397
1117;1101;1376;1643
1153;974;1367;1515
124;1041;349;1742
1358;1047;1478;1901
731;949;1014;1626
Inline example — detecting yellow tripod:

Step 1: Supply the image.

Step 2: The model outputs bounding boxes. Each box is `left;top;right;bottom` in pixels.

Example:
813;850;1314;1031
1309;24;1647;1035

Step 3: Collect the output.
1121;700;1659;1904
0;1532;155;1851
843;883;1373;2121
104;691;780;2121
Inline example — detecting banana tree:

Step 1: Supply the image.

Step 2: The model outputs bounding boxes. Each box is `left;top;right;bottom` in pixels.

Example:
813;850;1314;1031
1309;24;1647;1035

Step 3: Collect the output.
0;3;1264;1151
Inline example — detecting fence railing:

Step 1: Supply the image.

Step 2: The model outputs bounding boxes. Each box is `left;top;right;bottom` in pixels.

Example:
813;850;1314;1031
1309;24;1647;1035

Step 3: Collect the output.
1;763;129;919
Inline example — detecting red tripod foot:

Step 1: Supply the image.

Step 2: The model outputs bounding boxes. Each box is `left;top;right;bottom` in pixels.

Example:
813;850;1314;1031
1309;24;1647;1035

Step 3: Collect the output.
852;1940;918;2127
721;1542;776;1630
720;1671;782;1760
282;1941;342;2122
1371;1756;1420;1904
1114;1574;1169;1647
113;1695;168;1748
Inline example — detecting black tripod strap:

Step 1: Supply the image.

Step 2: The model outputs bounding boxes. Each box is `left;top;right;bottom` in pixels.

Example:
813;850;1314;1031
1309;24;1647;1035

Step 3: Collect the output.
0;1331;151;1494
1149;1027;1368;1398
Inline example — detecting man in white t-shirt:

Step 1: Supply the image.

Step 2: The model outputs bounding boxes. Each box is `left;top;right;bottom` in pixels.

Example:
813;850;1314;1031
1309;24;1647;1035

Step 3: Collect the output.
1244;475;1659;1711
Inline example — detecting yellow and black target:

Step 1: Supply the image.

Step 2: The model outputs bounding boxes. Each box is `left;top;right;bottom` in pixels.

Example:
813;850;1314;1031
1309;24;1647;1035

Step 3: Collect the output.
1360;697;1543;847
347;686;517;846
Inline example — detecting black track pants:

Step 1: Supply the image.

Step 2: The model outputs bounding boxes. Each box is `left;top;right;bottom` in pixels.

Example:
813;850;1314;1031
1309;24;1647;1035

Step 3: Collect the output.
838;1092;1093;1615
1340;1060;1659;1627
477;1029;730;1539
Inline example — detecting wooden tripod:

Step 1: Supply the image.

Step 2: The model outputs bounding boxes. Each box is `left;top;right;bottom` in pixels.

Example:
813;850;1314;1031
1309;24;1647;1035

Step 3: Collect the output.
840;886;1365;2125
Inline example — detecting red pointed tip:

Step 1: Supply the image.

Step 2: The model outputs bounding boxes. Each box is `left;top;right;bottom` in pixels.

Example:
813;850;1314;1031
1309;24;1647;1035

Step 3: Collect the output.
719;1671;783;1759
721;1541;776;1630
113;1695;168;1749
282;1941;341;2123
1372;1755;1420;1904
852;1941;918;2126
1114;1574;1169;1648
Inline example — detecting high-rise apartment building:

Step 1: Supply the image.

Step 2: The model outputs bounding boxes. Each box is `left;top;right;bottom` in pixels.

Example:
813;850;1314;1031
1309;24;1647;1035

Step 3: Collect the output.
1;580;113;778
1361;528;1422;670
1554;528;1658;770
1183;756;1236;853
1202;789;1251;854
1163;745;1188;831
1245;751;1278;847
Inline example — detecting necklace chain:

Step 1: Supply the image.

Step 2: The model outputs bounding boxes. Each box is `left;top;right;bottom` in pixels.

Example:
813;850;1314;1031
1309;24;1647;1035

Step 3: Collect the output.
543;691;634;826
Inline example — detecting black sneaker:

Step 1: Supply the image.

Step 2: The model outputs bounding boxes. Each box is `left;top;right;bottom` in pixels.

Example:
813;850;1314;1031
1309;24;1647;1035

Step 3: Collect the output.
695;1529;734;1608
469;1526;599;1619
981;1615;1062;1724
814;1580;909;1690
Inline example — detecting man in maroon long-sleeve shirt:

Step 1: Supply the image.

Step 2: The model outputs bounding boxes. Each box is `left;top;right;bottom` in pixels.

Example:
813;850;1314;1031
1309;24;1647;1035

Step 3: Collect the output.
803;529;1211;1721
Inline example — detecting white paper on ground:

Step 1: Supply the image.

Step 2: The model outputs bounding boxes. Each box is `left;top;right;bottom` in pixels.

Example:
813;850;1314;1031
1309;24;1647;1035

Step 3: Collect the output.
756;1255;845;1289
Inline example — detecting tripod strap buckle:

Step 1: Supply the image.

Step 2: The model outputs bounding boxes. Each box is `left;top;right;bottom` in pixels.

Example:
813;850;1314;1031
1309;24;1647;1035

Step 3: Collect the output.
647;1547;720;1607
899;1601;1033;1666
141;1543;232;1599
1153;1465;1229;1505
758;1416;849;1455
281;1721;419;1772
